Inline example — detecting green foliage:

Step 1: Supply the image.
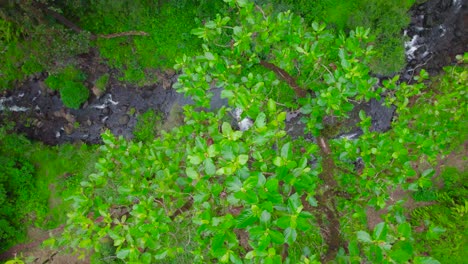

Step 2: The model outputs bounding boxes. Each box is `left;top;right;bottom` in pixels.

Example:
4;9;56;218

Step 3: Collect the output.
267;0;415;75
412;187;438;202
24;142;100;230
0;127;43;251
0;121;100;252
64;0;225;85
133;109;163;142
45;65;89;109
410;168;468;263
95;73;110;91
54;1;466;263
0;18;90;90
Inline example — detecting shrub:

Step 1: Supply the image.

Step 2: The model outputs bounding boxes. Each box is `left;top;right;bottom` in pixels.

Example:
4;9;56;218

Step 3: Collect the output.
45;65;89;109
0;128;36;251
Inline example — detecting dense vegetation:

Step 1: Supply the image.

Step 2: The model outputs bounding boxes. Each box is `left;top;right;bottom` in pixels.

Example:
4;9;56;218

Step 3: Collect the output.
0;0;466;263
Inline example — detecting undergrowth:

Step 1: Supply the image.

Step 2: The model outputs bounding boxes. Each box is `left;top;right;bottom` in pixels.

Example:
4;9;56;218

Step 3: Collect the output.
66;0;226;85
264;0;415;75
0;124;99;252
0;129;40;251
410;167;468;263
133;109;163;142
0;16;90;90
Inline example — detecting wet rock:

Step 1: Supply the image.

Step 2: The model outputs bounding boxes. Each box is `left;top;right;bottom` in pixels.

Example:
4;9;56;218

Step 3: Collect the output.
64;113;75;123
162;79;172;90
64;123;74;135
102;107;110;115
369;99;395;132
32;119;44;128
92;85;105;98
118;114;130;125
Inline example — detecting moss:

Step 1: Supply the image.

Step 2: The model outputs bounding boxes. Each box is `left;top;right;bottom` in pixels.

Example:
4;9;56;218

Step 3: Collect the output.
44;66;89;109
133;109;163;142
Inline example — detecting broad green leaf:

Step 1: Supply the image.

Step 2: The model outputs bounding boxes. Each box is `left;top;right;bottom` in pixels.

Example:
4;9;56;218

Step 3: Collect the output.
236;0;248;7
222;122;233;137
243;176;258;190
204;158;216;176
205;51;215;61
186;167;199;180
236;209;257;228
226;177;242;192
231;131;243;141
287;193;302;213
269;229;284;244
397;222;412;238
255;112;266;128
372;222;388;241
284;227;297;245
265;178;279;192
188;155;202;165
221;89;234;99
116;248;131;260
212;233;226;256
281;142;291;159
273;157;283;167
238;154;249;165
267;99;276;113
357;231;372;243
260;210;271;224
276;216;290;229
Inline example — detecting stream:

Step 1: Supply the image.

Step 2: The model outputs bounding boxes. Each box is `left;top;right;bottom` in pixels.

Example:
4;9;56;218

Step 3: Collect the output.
0;0;466;145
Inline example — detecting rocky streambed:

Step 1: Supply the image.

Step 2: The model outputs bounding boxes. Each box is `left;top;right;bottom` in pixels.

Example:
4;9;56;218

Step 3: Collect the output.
0;0;466;145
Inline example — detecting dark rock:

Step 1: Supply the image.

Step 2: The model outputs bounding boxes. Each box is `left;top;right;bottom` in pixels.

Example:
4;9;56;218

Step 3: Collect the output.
369;99;395;132
118;115;130;125
64;123;74;135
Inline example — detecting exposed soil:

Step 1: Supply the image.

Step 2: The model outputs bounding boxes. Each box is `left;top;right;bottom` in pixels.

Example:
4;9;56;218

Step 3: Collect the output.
0;226;87;264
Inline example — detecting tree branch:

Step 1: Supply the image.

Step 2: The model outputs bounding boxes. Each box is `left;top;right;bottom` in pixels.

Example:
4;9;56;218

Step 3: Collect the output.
260;60;307;98
169;197;193;220
98;31;149;39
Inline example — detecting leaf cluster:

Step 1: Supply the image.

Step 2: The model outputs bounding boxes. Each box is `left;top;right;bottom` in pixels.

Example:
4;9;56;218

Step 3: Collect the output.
55;1;467;263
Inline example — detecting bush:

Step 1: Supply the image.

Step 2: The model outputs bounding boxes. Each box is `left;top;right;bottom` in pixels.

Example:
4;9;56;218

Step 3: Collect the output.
45;65;89;109
0;128;36;251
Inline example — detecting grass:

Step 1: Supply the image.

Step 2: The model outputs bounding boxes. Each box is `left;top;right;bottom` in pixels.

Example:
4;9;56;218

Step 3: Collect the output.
24;142;100;229
75;0;224;85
